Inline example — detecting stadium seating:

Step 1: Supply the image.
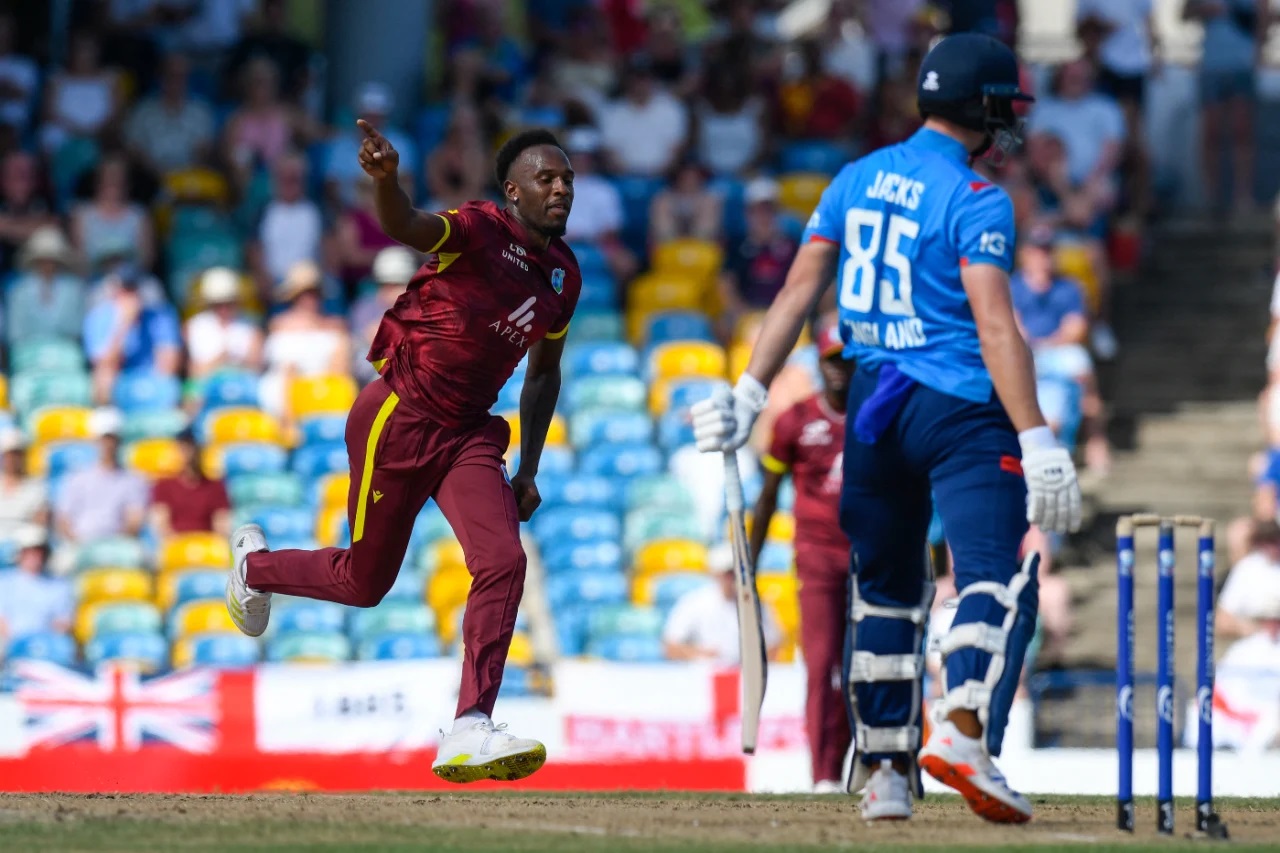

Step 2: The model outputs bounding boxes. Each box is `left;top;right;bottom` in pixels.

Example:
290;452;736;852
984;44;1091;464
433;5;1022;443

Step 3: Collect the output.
204;442;288;478
777;173;830;220
158;533;230;574
27;406;92;444
9;338;84;375
170;599;238;638
202;407;283;445
163;569;226;610
229;472;306;508
173;633;260;668
77;537;148;571
267;632;351;663
75;601;163;644
6;631;78;666
202;371;261;411
568;409;652;449
633;539;709;577
349;602;434;639
288;375;357;421
13;375;92;416
84;631;169;673
540;540;624;576
358;632;441;661
75;567;152;606
272;599;347;636
124;437;184;478
113;372;182;413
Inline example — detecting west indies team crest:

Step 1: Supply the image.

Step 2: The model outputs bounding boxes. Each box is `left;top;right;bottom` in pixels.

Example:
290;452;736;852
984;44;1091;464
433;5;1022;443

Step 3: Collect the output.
551;268;565;294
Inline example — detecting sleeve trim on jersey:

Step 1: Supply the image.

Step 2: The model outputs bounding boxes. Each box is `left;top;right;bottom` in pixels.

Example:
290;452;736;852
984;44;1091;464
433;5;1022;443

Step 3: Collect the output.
544;324;569;340
427;214;452;254
960;256;1008;270
807;234;839;245
761;454;790;475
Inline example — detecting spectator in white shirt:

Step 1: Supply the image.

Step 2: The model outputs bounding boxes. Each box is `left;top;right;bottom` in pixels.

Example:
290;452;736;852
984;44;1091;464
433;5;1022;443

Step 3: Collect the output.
52;408;149;575
124;51;216;177
1028;59;1125;195
251;150;323;289
600;55;689;178
1218;520;1280;641
185;266;263;380
0;428;47;542
0;525;72;650
1207;573;1280;751
662;543;782;663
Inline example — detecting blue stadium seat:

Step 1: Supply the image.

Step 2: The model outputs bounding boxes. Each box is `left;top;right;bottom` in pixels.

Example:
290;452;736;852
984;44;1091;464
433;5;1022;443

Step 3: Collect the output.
759;542;795;574
0;541;18;567
220;443;288;477
531;507;621;546
540;540;624;577
585;634;665;663
413;502;453;543
45;440;98;478
578;442;664;481
537;474;620;512
267;631;352;663
507;445;574;478
554;604;591;656
271;600;347;636
646;312;716;346
500;665;534;697
172;571;227;608
666;379;720;413
656;409;695;450
383;570;426;602
570;312;625;343
710;176;747;242
415;103;452;156
494;378;523;413
570;242;610;278
652;573;712;612
358;631;441;661
291;442;349;479
6;631;77;666
229;472;305;508
348;601;434;639
185;633;260;667
564;341;640;379
569;409;652;449
85;631;169;672
269;536;320;552
201;371;261;412
613;175;665;233
544;570;628;610
299;414;347;447
778;477;796;512
249;506;316;541
579;273;619;311
588;604;665;639
779;140;852;176
113;372;182;413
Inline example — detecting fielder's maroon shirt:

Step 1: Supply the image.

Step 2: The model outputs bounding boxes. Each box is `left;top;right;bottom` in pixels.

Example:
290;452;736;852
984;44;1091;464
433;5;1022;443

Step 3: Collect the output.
368;201;581;428
763;394;850;552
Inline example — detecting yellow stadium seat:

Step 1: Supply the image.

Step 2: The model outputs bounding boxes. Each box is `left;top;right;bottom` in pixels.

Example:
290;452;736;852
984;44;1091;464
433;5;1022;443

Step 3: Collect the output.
629;272;705;315
29;406;91;444
158;532;231;574
205;407;282;446
315;505;347;548
732;311;768;346
634;539;709;576
777;173;830;220
649;341;727;383
647;378;675;415
757;574;800;640
428;565;471;628
507;631;534;667
125;437;184;479
502;411;567;453
172;599;238;637
728;343;752;381
743;511;795;544
288;375;357;421
0;373;7;410
1054;242;1102;315
171;636;196;670
652;239;724;282
164;167;230;206
76;567;152;606
316;472;350;510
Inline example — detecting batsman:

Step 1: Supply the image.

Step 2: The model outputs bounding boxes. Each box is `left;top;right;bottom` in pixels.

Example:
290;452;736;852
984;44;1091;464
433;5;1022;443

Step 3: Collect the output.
693;34;1082;823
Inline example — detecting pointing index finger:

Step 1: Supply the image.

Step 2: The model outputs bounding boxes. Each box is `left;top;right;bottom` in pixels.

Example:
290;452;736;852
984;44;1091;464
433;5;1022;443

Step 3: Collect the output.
356;118;381;140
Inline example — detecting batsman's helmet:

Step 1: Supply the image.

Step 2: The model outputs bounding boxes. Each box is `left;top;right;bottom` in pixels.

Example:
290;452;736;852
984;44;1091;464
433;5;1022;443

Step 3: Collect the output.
916;33;1032;159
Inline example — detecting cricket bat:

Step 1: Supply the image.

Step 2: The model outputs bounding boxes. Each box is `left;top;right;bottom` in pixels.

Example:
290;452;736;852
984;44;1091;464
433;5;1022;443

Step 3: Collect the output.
723;451;767;754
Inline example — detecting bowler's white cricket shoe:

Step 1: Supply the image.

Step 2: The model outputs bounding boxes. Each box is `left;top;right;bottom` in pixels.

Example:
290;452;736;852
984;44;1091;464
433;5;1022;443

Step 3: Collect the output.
919;720;1032;824
859;760;913;821
812;779;845;795
226;523;271;637
432;719;547;784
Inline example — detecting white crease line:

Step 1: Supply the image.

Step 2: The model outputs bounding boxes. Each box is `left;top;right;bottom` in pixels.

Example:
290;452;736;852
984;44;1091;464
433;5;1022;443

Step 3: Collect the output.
1049;832;1100;844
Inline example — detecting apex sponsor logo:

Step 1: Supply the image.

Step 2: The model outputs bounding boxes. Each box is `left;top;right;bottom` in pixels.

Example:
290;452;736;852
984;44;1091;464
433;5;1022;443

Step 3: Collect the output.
489;296;537;347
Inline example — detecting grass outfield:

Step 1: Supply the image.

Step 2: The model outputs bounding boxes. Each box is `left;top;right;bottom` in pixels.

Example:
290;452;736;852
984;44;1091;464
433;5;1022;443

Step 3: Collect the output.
3;792;1279;851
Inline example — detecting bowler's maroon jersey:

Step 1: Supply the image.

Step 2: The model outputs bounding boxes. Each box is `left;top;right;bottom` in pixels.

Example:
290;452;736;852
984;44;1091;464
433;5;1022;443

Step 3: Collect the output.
368;201;581;427
763;395;850;552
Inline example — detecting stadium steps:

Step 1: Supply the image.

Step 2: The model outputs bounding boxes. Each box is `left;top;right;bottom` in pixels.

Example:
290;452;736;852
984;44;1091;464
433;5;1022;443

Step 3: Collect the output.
1054;219;1270;713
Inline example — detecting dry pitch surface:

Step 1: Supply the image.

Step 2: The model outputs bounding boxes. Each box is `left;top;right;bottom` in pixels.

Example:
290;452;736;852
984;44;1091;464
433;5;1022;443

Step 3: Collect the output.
2;792;1279;852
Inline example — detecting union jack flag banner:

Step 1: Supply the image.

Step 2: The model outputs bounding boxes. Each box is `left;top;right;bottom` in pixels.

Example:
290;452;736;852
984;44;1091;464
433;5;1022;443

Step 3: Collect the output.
12;661;218;753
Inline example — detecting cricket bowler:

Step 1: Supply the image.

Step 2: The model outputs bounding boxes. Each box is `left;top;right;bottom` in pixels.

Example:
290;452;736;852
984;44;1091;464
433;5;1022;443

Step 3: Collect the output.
225;121;580;784
693;34;1082;822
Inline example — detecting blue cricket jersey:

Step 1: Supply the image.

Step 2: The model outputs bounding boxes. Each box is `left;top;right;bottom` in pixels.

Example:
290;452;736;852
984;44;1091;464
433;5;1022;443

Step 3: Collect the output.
802;128;1016;403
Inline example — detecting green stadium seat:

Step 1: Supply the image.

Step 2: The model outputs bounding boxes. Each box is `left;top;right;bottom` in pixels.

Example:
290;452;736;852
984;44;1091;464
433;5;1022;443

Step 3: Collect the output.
77;537;149;571
625;475;697;514
11;372;92;415
9;338;85;375
570;312;625;342
88;602;164;639
587;604;664;640
267;631;352;663
623;509;705;554
565;375;646;413
228;472;306;508
121;408;190;441
348;601;435;639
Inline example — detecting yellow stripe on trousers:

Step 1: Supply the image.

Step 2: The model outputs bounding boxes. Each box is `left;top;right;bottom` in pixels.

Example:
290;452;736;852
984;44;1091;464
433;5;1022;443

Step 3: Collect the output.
353;391;400;543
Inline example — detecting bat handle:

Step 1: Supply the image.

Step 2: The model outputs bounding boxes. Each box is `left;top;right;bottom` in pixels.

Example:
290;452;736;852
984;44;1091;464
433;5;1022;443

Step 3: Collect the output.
723;451;744;513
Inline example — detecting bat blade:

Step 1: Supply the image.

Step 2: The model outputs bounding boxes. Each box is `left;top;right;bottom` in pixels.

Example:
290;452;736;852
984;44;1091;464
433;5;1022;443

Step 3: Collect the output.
724;452;767;754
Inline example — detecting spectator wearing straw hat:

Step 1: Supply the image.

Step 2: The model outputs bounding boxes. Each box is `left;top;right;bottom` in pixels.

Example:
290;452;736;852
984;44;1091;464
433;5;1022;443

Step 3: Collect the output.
350;246;416;382
185;267;264;380
52;408;148;576
6;225;85;346
0;428;47;542
0;524;72;651
257;260;351;417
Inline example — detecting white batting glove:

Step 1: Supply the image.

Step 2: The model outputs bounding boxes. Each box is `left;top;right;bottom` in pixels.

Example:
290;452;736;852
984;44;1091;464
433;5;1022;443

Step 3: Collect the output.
1019;427;1082;534
691;376;768;453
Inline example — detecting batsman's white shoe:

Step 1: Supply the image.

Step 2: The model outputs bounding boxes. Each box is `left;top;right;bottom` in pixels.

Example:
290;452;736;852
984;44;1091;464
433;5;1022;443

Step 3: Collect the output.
859;760;913;822
432;719;547;784
919;721;1032;824
812;779;845;795
226;524;271;637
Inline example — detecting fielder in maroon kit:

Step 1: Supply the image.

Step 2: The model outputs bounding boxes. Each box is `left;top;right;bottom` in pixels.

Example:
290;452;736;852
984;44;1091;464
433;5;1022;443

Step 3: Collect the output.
748;317;855;792
225;121;579;784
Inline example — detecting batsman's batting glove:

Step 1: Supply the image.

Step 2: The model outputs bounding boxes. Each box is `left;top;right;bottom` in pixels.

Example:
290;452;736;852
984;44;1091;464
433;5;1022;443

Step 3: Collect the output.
1019;426;1082;534
692;375;769;453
